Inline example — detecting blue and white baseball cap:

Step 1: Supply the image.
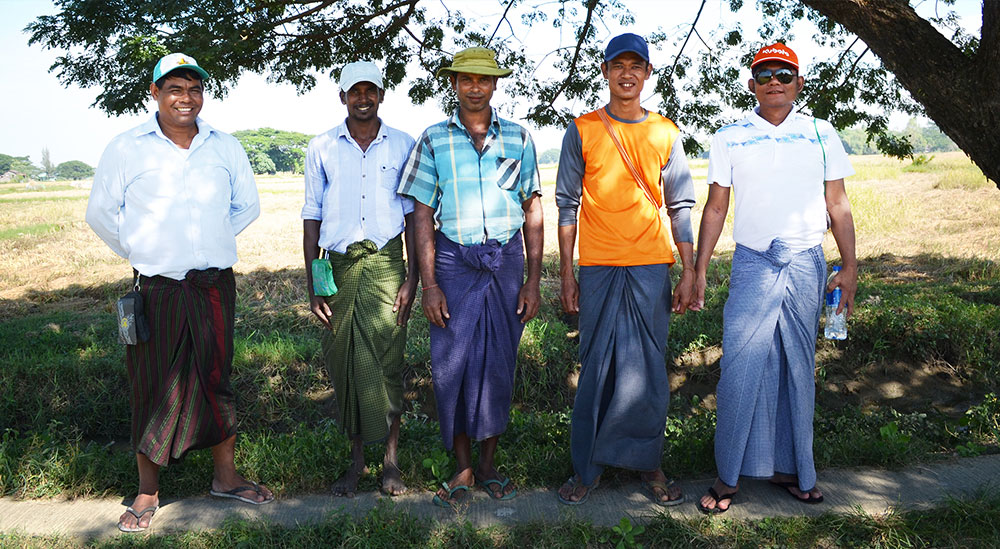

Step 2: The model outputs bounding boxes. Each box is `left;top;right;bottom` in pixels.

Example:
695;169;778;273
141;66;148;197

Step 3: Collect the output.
153;53;210;82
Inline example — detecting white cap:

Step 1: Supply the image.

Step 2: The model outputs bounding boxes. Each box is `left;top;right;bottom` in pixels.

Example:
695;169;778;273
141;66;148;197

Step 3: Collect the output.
339;61;383;92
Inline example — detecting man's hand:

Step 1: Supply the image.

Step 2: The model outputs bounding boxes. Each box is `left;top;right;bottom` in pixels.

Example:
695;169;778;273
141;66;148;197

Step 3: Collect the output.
393;277;418;326
517;280;541;323
560;273;580;314
671;268;696;314
828;264;858;318
310;294;333;329
422;287;450;328
690;272;708;312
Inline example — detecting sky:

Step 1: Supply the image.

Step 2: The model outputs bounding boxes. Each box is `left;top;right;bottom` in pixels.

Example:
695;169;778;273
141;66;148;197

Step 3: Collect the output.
0;0;983;168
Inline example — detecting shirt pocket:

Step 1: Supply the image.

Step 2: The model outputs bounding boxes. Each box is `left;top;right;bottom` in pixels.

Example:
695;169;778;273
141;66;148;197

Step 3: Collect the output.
380;164;401;191
495;157;520;191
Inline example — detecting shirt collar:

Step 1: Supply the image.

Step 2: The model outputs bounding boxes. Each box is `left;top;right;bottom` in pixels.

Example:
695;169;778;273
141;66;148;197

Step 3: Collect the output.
336;118;389;144
448;108;500;134
749;107;799;130
137;114;215;145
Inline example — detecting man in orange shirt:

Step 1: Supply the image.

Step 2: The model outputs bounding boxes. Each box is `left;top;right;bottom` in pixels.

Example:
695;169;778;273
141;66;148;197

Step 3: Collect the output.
555;33;696;506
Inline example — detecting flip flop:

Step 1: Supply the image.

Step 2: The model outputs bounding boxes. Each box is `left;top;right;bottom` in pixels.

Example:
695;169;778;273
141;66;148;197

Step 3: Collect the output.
117;505;158;532
432;482;471;508
209;480;274;505
476;476;517;501
643;479;685;507
697;486;737;515
770;480;825;504
557;475;599;505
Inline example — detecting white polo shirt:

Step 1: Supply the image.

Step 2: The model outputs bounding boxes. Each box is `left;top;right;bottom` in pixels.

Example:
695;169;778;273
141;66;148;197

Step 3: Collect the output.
707;109;854;252
86;115;260;280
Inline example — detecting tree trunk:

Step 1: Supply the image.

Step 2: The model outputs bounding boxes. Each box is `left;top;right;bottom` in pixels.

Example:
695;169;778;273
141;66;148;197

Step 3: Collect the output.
802;0;1000;189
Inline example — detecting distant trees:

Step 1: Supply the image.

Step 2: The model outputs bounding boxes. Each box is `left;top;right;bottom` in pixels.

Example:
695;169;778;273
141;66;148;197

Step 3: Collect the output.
0;153;41;181
840;119;958;156
232;128;312;174
40;148;55;179
53;160;95;180
538;148;561;165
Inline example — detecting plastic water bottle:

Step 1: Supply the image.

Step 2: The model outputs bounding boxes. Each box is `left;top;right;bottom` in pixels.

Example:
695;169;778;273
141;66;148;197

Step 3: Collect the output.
824;266;847;340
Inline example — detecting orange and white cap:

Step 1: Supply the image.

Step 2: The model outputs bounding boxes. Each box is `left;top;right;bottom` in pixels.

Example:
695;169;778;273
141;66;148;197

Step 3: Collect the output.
751;43;798;71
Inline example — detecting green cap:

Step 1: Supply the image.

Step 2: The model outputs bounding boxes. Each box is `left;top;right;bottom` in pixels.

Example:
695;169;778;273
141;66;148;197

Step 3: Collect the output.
436;47;512;78
153;53;210;82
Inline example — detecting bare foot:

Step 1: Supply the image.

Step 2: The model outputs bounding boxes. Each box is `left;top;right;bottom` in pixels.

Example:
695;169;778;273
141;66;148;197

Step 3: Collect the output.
434;467;474;505
697;478;738;513
331;463;368;498
211;474;274;504
380;461;407;496
475;467;516;499
640;469;683;504
118;493;159;531
558;474;599;504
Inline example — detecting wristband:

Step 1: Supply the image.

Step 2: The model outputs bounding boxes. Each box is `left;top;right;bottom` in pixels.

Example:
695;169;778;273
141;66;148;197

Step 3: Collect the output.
422;284;439;291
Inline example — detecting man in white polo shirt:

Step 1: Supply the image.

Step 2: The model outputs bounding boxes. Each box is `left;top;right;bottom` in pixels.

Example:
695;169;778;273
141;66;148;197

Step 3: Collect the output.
691;43;857;513
87;52;271;533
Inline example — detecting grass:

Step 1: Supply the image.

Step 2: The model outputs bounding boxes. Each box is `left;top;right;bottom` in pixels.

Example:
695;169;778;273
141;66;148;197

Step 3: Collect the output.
3;491;999;547
1;154;999;541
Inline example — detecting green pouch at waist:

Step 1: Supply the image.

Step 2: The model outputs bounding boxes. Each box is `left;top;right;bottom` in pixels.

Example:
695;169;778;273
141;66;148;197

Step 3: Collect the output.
312;258;338;296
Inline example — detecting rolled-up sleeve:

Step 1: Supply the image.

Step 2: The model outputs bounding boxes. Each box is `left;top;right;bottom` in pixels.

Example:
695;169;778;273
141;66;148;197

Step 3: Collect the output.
519;128;542;200
86;141;128;258
660;140;696;244
555;123;584;226
301;137;326;221
397;131;440;209
228;138;260;235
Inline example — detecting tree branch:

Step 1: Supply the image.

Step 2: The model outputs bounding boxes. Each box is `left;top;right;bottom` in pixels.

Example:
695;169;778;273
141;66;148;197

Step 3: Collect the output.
667;0;706;78
531;0;598;115
487;0;516;47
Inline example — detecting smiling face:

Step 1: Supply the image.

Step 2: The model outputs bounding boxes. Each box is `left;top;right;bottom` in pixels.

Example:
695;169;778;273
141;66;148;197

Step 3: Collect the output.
451;72;497;114
748;61;804;112
149;74;203;131
340;80;383;123
601;52;652;101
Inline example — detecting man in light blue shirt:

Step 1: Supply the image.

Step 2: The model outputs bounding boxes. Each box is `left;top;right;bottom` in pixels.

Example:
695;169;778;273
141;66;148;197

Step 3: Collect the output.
86;52;270;533
398;47;543;508
302;61;418;498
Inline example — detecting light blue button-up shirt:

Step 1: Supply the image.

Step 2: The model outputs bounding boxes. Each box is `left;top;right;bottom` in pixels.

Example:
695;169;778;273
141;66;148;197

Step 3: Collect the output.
397;109;541;246
301;120;415;253
86;115;260;280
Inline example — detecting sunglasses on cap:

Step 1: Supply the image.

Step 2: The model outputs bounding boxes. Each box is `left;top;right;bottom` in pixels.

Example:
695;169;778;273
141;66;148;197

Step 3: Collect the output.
753;67;797;85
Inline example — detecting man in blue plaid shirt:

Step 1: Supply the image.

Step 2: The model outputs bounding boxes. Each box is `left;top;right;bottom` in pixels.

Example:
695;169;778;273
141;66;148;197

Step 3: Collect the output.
398;46;543;508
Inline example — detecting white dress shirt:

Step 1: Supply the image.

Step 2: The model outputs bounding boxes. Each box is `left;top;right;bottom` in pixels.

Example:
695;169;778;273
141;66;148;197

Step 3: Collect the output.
86;114;260;280
301;120;415;254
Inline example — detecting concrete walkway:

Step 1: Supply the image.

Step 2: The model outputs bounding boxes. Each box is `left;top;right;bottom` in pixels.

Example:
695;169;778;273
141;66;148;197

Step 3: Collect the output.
1;455;998;540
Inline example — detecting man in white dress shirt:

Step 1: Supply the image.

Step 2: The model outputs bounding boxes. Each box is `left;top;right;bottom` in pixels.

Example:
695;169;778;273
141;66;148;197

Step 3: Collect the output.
302;61;417;498
86;52;272;533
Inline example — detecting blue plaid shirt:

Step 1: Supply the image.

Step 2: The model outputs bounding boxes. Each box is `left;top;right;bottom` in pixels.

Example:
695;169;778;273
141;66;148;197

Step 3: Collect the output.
397;109;541;246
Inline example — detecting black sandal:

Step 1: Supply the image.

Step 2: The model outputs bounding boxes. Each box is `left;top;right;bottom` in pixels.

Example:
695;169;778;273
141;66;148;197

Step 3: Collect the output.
697;486;737;514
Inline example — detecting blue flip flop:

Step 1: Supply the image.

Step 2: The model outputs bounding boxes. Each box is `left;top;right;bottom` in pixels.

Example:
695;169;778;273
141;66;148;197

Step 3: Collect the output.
476;476;517;501
432;482;471;508
557;475;599;505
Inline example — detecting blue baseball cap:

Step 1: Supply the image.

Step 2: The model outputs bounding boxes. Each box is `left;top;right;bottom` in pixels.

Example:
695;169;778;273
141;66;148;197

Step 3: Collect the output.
604;33;649;63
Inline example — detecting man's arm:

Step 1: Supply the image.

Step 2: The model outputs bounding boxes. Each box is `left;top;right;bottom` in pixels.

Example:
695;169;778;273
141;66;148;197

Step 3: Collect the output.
229;139;260;235
660;139;697;314
412;201;448;327
85;143;128;258
393;212;420;326
825;178;858;318
303;219;332;328
517;194;543;323
554;123;585;314
692;183;731;311
558;224;579;314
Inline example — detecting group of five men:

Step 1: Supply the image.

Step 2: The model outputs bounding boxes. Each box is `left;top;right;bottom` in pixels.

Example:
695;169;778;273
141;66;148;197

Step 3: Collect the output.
87;34;856;531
